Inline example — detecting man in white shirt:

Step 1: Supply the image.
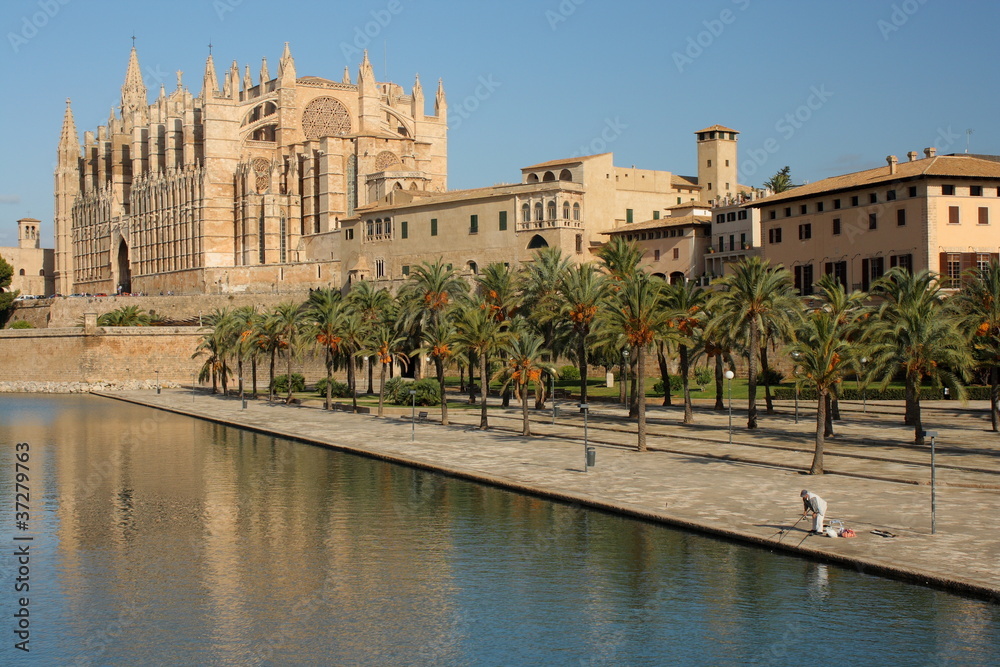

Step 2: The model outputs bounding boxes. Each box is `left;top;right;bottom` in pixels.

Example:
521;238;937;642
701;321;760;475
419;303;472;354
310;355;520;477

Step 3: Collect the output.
801;490;828;534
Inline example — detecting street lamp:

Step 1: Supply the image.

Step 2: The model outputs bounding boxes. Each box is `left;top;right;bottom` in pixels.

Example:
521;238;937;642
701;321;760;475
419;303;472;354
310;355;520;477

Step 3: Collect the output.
860;357;867;413
924;430;938;534
623;349;630;410
410;389;417;441
791;351;800;424
724;369;735;444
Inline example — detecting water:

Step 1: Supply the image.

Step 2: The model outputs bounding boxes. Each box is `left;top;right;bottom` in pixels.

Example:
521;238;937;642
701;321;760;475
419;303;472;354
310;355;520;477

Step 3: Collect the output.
0;394;997;665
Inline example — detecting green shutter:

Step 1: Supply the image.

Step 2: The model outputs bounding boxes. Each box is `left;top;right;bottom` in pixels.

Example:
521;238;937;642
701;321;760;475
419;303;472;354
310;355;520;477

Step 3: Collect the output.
470;214;478;233
402;265;409;276
401;220;408;239
653;211;660;220
626;209;634;224
499;210;507;231
431;218;438;236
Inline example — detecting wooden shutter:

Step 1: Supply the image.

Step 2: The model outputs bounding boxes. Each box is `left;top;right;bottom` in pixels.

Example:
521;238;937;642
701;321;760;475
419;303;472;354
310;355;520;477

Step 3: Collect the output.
862;258;870;291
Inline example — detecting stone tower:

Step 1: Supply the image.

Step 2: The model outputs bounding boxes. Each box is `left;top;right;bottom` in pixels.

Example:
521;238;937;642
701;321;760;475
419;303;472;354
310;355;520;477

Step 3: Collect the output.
53;99;79;296
695;125;739;201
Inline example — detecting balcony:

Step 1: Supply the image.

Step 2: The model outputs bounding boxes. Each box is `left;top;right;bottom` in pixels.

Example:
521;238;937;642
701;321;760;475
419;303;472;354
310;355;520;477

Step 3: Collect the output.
517;217;584;232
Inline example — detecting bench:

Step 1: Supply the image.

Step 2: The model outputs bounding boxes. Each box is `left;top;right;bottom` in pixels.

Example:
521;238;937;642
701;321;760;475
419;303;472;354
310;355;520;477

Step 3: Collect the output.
553;389;572;399
417;411;429;422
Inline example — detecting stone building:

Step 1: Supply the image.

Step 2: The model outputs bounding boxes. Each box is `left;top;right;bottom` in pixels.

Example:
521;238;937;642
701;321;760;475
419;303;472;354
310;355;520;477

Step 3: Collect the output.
55;44;447;296
751;150;1000;295
0;218;55;297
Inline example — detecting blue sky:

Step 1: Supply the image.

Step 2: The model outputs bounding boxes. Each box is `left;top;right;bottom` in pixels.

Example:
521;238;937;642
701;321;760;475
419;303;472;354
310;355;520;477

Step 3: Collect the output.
1;0;997;246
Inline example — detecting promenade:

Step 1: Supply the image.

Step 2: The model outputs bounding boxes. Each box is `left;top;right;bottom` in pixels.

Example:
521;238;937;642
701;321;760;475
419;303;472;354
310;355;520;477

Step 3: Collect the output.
95;388;1000;603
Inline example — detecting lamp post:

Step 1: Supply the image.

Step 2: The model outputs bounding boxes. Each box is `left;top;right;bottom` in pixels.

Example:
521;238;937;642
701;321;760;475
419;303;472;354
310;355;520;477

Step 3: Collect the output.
924;430;938;534
791;351;800;424
724;369;735;444
860;357;867;413
551;372;556;424
155;370;160;395
580;402;590;472
410;389;416;441
623;349;630;410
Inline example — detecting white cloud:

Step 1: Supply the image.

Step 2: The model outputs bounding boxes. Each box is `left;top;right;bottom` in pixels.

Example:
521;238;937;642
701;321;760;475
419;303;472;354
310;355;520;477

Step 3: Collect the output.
0;195;21;204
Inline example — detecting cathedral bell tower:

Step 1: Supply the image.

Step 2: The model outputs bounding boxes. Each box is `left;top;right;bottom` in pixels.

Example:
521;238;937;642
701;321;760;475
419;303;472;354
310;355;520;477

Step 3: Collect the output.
695;125;739;201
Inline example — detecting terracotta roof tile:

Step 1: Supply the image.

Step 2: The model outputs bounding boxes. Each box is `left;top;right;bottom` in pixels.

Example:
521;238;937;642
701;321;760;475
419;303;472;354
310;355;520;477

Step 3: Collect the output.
602;214;711;234
521;153;610;170
694;124;739;134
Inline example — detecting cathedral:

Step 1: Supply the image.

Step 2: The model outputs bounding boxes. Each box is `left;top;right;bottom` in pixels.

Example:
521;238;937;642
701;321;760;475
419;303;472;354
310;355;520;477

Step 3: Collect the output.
54;44;448;295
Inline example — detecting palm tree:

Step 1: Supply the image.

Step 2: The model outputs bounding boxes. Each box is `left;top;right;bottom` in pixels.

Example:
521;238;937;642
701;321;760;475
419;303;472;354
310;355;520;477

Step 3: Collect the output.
193;308;233;395
951;261;1000;430
227;305;259;403
599;272;672;451
347;281;393;393
454;302;512;429
306;289;346;410
398;260;468;380
764;166;792;193
707;257;799;429
663;280;708;424
501;329;555;436
337;312;368;413
414;318;460;426
257;313;284;402
268;302;308;404
362;321;409;417
868;268;971;445
598;236;643;282
97;305;152;326
558;263;608;409
477;262;520;323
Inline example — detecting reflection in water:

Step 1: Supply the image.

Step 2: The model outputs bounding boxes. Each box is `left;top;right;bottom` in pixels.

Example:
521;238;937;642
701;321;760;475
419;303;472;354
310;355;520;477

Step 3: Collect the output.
0;394;998;666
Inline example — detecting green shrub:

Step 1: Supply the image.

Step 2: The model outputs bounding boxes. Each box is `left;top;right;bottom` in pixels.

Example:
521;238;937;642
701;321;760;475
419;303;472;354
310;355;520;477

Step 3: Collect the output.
384;377;441;406
315;377;353;399
382;376;408;403
772;386;951;401
653;375;684;395
271;373;306;394
694;367;713;389
560;365;581;381
759;368;784;386
9;320;33;329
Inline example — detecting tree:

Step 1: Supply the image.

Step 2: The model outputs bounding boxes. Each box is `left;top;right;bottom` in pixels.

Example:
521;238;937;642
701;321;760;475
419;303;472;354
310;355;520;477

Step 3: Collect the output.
501;328;555;436
869;268;971;445
558;263;608;410
97;305;152;326
347;281;393;393
337;312;368;413
599;273;672;451
193;308;233;395
226;305;259;403
0;256;17;325
454;302;511;429
663;280;708;424
764;166;792;193
707;257;799;429
306;290;346;411
414;318;460;425
268;302;308;404
951;261;1000;431
362;321;409;417
399;259;468;379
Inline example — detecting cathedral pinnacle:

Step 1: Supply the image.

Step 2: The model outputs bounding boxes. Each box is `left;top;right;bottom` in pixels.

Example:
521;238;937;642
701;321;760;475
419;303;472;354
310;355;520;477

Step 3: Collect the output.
202;52;218;98
343;66;351;85
260;57;269;83
120;45;148;115
278;41;296;82
57;99;79;164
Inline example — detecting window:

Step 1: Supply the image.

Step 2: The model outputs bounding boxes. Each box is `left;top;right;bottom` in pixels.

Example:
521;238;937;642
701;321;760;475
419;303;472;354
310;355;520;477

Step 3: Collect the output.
949;206;960;225
890;254;912;271
794;264;814;296
573;203;581;220
729;234;735;251
535;202;543;221
727;212;736;222
718;237;724;251
945;253;961;283
521;204;529;223
784;207;792;217
279;216;287;263
725;160;730;166
869;193;878;204
626;208;634;224
547;201;556;220
707;159;712;167
816;202;824;212
673;248;680;260
654;249;660;261
563;202;570;220
717;214;725;224
468;261;478;275
575;234;583;254
708;182;712;191
345;228;354;240
737;209;748;220
942;184;955;195
980;207;990;225
769;210;776;220
908;186;917;197
832;218;842;235
768;227;783;244
824;260;848;289
897;209;906;226
499;211;508;231
868;213;877;230
887;190;896;201
375;258;385;279
258;211;266;264
978;253;992;273
971;185;983;197
833;199;841;209
851;196;859;206
740;233;746;249
798;223;812;240
861;256;885;291
470;214;479;234
402;265;410;276
431;218;438;236
653;210;660;220
401;220;408;239
800;205;808;215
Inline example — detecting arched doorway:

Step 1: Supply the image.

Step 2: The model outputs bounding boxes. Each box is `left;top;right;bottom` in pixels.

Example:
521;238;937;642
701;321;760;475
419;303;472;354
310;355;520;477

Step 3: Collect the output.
116;241;132;293
527;234;549;249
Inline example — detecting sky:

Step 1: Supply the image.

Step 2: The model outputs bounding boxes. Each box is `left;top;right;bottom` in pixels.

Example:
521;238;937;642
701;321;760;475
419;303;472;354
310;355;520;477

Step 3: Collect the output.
1;0;998;246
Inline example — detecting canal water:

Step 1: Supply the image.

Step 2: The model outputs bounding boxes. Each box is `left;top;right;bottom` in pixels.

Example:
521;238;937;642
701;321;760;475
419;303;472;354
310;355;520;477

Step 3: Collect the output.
0;394;997;666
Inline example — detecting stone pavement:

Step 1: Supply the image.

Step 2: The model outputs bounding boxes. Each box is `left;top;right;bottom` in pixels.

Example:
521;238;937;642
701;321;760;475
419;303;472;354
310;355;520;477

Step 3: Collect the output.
94;389;1000;603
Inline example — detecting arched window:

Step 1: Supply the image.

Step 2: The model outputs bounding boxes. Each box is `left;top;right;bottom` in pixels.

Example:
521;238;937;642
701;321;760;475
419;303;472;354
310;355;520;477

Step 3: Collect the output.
468;260;478;275
543;171;555;182
527;234;549;249
39;269;45;276
547;201;557;220
393;182;403;190
559;169;573;181
279;216;287;263
534;202;543;221
521;203;530;223
527;173;539;183
562;202;570;219
19;269;25;276
573;203;581;220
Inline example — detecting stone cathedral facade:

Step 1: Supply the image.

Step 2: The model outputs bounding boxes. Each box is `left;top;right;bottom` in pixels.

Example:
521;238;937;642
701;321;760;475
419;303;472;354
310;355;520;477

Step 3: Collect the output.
54;44;447;296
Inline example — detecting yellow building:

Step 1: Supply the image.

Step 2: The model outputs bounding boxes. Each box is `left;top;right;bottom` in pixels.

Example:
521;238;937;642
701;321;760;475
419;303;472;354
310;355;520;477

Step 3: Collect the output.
0;218;55;297
751;150;1000;294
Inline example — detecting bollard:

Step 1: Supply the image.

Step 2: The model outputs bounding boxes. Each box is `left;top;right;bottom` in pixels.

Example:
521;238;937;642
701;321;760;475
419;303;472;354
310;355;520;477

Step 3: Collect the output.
586;446;596;468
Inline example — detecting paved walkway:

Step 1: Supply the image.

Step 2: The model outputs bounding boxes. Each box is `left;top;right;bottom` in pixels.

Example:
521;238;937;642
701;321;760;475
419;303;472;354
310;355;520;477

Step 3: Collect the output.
94;389;1000;603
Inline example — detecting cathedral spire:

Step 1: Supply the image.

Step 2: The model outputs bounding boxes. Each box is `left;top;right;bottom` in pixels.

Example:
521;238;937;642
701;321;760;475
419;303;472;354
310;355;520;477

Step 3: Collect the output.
259;57;270;83
243;64;252;92
342;66;351;84
120;45;147;115
358;49;376;97
435;78;447;117
201;52;218;98
411;74;424;119
278;41;295;83
58;98;79;161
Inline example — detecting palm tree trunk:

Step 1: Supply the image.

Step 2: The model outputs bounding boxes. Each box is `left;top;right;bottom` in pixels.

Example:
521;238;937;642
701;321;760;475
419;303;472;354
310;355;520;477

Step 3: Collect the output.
377;362;386;417
578;335;589;410
349;361;358;413
221;361;229;396
469;351;477;404
761;344;774;414
811;389;827;474
534;380;545;411
251;358;258;399
714;353;725;410
681;344;693;424
211;365;218;394
367;356;374;394
657;343;672;407
824;393;834;437
747;325;760;429
619;361;627;404
285;351;293;404
479;353;489;429
904;375;916;426
237;357;244;402
522;380;530;436
325;354;333;411
629;361;639;418
502;384;511;408
459;363;465;393
637;345;647;452
436;358;448;426
991;366;999;432
913;373;924;445
268;349;276;402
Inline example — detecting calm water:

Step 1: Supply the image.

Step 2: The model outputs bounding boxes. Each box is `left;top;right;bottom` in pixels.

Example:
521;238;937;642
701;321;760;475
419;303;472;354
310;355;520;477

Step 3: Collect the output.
0;394;997;666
